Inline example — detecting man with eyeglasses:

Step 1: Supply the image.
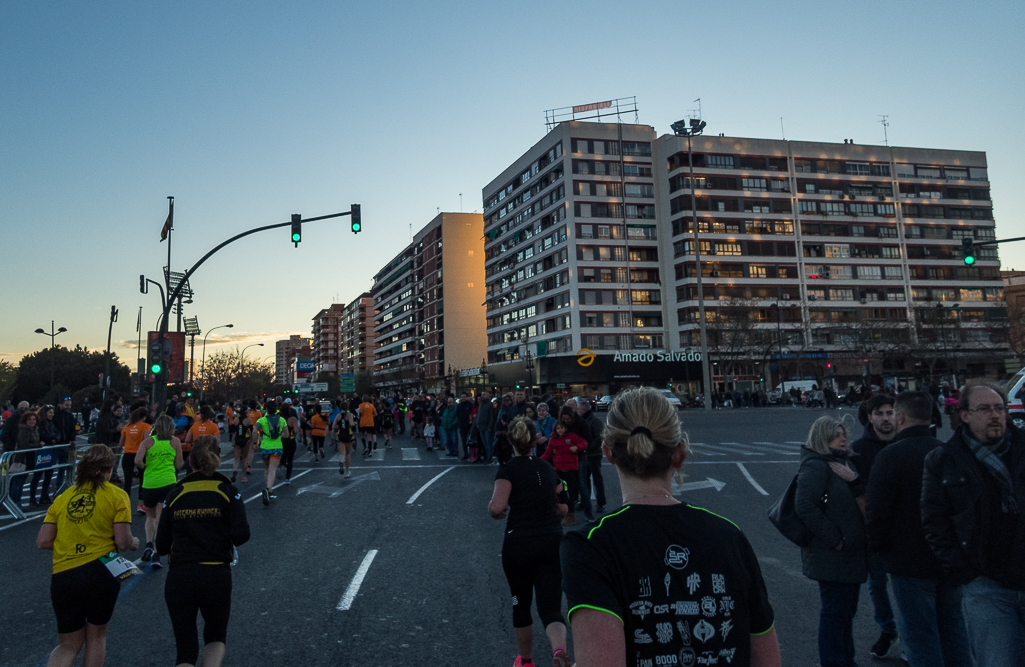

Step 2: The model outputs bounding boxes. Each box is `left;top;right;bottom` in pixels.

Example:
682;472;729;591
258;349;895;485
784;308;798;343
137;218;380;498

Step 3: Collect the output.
922;378;1025;666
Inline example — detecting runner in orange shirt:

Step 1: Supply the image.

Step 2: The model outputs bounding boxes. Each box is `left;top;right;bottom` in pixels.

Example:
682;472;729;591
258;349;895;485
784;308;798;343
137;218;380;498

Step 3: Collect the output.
244;400;263;478
358;395;377;456
185;406;221;474
118;407;151;514
309;407;330;462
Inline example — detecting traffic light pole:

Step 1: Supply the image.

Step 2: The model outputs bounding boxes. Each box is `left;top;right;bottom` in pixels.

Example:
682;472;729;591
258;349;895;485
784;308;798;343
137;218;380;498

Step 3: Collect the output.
151;209;354;411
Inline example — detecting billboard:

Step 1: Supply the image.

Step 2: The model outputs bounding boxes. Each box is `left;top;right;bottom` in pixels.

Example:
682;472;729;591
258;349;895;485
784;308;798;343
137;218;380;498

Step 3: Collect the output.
148;331;187;384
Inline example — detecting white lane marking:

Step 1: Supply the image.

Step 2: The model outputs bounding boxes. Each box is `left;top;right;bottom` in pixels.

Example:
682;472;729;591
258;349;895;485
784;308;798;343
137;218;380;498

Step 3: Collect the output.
0;512;47;533
698;443;764;456
244;469;312;504
786;441;805;444
405;466;456;505
337;549;378;611
736;462;769;496
401;448;420;461
689;460;794;465
733;442;801;456
367;450;385;461
689;447;726;457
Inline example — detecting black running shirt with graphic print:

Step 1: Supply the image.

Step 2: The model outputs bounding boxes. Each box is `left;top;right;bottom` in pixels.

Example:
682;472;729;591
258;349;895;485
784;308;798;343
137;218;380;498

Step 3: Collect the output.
561;503;774;667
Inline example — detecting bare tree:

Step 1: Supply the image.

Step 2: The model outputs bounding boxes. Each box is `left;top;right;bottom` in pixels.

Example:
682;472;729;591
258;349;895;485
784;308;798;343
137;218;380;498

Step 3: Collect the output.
199;346;274;401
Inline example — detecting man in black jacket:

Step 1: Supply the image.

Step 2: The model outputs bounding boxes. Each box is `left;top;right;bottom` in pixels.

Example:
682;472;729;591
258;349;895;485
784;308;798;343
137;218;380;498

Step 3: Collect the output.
851;393;899;657
575;398;606;515
923;379;1025;667
866;391;970;667
0;401;28;450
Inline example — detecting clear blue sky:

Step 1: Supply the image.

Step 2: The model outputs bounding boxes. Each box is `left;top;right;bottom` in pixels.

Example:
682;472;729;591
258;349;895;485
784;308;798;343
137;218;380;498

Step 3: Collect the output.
2;0;1022;367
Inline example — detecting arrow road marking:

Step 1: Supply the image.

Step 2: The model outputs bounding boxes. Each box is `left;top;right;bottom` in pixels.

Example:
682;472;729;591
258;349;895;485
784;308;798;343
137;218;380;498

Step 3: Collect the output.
296;472;381;497
337;549;378;611
674;477;726;493
243;469;312;504
736;462;769;496
406;466;455;504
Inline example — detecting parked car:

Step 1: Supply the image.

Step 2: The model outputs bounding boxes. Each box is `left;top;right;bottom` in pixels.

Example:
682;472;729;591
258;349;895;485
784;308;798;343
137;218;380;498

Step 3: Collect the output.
595;395;613;411
657;389;683;409
1006;366;1025;429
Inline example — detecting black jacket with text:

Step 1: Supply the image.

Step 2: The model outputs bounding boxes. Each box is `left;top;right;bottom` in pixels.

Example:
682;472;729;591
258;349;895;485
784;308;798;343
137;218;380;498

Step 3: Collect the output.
156;471;250;567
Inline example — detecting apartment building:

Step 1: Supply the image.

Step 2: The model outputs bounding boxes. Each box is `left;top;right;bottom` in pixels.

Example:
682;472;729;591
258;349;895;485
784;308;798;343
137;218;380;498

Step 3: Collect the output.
311;304;345;379
371;212;487;393
657;135;1006;392
339;292;375;375
483;121;702;395
483;120;1007;396
274;334;312;384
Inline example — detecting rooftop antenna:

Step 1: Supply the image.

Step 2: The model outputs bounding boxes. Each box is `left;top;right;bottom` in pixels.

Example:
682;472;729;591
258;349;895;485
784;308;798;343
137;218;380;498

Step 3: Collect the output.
780;117;786;140
459;193;463;212
879;115;890;146
694;98;702;119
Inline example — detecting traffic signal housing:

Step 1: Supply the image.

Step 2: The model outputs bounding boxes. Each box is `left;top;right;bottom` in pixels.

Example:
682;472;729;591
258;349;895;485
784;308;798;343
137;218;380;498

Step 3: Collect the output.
351;204;361;234
291;214;302;247
962;236;976;265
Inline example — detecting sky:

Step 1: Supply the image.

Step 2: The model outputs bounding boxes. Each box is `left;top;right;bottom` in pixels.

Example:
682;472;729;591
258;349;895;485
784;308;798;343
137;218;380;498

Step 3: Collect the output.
1;0;1023;370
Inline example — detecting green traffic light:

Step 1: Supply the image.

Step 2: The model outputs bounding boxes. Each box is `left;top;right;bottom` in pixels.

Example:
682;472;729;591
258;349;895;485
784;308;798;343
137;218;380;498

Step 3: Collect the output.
151;364;162;374
292;233;301;242
964;255;976;265
352;222;361;233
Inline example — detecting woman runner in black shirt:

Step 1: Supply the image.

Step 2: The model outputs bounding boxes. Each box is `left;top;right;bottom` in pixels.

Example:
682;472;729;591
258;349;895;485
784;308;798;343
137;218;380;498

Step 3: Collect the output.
488;416;571;667
561;387;781;667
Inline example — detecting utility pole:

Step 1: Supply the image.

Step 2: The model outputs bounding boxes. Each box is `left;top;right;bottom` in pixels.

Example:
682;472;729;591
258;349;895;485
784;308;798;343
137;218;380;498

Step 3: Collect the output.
102;306;118;401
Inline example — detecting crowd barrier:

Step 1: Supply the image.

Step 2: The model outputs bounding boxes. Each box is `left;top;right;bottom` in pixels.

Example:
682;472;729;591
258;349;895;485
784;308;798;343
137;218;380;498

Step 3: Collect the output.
0;444;77;520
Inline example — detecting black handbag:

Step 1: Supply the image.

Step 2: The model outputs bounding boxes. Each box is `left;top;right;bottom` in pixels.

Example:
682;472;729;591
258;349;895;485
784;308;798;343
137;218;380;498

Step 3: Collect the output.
767;474;827;547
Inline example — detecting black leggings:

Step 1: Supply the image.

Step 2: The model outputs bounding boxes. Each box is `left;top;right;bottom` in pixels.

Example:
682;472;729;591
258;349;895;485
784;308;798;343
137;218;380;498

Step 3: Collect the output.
501;532;565;628
121;453;141;503
281;438;297;478
559;468;580;507
311;435;325;453
165;564;232;665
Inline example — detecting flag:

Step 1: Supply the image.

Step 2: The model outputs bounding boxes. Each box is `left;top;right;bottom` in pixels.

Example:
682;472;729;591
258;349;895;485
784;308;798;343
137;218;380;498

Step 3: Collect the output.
159;210;172;241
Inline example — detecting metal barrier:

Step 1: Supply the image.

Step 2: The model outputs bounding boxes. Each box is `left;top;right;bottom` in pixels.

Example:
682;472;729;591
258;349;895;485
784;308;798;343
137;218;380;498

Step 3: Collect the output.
0;444;78;520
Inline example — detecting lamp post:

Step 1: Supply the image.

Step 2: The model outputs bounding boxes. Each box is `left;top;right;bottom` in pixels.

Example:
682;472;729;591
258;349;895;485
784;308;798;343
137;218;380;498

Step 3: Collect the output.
769;303;786;396
34;321;68;395
447;364;454;397
524;346;535;396
671;116;712;411
200;324;234;400
238;343;264;398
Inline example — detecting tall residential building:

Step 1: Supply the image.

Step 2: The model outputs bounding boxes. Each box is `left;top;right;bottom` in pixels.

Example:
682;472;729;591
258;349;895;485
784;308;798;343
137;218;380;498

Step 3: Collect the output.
658;135;1005;392
482;120;1007;396
311;304;345;379
371;212;487;393
274;335;311;384
339;292;375;376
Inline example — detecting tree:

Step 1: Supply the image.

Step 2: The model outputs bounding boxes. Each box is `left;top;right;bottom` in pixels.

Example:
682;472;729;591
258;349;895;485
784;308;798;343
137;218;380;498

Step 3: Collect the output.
1007;298;1025;363
0;360;16;404
12;345;131;405
704;298;769;388
199;347;274;402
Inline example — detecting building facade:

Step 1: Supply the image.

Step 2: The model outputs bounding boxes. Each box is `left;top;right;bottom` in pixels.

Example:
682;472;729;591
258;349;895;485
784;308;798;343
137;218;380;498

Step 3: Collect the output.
482;120;1007;396
311;304;345;380
339;292;375;376
274;334;311;385
371;212;487;394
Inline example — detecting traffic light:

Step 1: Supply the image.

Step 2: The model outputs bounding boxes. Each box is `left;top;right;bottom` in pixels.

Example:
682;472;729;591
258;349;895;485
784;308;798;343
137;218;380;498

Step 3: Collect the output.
515;382;522;390
962;236;976;265
185;391;192;397
668;378;673;388
291;214;302;247
350;204;361;234
148;336;170;375
823;265;831;279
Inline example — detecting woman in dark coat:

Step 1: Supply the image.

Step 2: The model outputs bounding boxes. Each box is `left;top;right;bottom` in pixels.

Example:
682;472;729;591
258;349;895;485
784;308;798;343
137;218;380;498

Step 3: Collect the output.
795;415;867;667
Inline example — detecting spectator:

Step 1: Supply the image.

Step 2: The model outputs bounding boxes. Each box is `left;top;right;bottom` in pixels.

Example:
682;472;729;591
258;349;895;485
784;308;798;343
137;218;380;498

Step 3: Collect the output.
865;391;970;667
923;379;1025;666
0;400;29;450
575;399;606;517
474;390;496;464
457;393;474;458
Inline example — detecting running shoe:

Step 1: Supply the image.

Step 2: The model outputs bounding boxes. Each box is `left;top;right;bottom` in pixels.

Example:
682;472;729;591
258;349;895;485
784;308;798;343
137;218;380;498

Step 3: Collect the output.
136;503;146;515
344;469;351;478
871;631;898;658
513;657;534;667
262;488;270;506
230;471;237;483
282;478;291;485
246;467;252;474
426;446;433;452
339;462;345;475
151;554;162;570
141;546;153;563
268;492;278;500
553;649;569;667
241;476;247;483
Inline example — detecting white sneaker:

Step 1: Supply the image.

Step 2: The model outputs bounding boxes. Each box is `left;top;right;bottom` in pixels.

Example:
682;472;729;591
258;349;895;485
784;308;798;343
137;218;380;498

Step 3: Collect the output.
344;469;352;478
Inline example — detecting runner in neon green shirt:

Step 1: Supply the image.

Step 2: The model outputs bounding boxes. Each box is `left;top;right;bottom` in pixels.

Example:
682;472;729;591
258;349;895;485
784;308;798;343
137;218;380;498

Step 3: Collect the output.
256;401;289;506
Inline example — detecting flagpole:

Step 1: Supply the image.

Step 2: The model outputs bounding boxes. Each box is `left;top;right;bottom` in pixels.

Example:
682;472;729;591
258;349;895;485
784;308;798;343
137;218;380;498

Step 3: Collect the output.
165;197;174;333
136;306;143;393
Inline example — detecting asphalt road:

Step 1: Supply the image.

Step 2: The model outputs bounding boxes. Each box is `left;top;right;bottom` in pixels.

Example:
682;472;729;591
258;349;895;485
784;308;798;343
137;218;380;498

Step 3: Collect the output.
0;407;952;667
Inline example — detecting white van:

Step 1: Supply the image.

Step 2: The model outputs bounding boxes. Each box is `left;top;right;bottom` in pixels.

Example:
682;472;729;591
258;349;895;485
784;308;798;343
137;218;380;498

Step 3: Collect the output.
767;380;820;404
1006;367;1025;429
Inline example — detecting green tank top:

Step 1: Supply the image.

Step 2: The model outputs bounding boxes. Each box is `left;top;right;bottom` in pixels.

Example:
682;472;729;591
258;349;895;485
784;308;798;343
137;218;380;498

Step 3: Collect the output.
142;438;177;488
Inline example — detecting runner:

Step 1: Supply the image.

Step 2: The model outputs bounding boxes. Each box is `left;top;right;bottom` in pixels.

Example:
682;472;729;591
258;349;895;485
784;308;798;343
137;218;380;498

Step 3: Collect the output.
379;399;394;449
333;403;356;477
134;415;184;569
184;406;221;474
231;408;254;484
244;400;262;479
280;399;299;484
36;445;139;667
357;395;377;456
488;416;571;667
118;407;150;514
156;436;249;667
224;402;238;445
309;404;330;462
255;401;288;506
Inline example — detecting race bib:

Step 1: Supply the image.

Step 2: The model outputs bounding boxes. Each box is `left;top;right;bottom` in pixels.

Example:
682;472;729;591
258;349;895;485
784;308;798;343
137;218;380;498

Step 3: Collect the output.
99;551;142;582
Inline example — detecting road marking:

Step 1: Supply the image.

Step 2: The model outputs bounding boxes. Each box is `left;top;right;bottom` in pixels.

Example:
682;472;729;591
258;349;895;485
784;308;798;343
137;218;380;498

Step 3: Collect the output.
736;462;769;496
675;477;726;493
401;448;421;461
689;447;726;456
0;511;48;533
244;469;312;504
406;466;455;504
296;472;381;497
367;449;385;461
786;441;805;444
697;443;763;456
337;549;378;611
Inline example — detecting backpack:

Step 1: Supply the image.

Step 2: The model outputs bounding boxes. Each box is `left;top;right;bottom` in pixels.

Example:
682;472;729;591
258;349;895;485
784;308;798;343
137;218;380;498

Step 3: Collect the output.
265;414;282;440
766;474;828;547
380;411;394;430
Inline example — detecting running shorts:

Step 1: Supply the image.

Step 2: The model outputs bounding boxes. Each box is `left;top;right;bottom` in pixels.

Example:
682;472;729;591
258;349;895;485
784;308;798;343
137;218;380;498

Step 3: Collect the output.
50;558;121;634
359;425;377;434
260;448;283;461
141;484;175;509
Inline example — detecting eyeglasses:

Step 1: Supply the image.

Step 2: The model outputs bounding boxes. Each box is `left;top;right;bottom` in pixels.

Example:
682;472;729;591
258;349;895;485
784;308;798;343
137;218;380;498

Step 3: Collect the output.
968;405;1007;416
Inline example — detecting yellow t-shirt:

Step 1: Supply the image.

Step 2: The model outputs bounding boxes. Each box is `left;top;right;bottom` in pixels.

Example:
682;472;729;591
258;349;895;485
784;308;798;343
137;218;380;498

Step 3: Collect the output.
44;482;131;574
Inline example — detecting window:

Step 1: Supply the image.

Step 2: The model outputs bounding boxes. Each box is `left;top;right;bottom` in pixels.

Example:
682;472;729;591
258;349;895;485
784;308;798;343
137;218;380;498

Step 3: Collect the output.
625;183;654;197
631;290;661;305
716;242;742;256
597;225;610;239
960;289;983;302
707;155;734;169
881;246;902;259
824;244;850;258
850;203;874;216
742;178;767;191
871;164;891;176
821;202;845;215
883;266;903;279
579;224;593;239
887;290;905;301
749;265;768;278
846;163;870;175
808;289;826;301
799;201;817;213
622;142;651;156
623;164;653;177
859;266;882;280
830;289;855;301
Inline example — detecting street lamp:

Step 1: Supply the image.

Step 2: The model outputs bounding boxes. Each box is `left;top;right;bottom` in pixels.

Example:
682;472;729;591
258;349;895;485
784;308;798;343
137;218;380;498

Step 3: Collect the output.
769;303;786;396
672;116;712;411
239;343;264;398
200;324;234;400
35;321;68;395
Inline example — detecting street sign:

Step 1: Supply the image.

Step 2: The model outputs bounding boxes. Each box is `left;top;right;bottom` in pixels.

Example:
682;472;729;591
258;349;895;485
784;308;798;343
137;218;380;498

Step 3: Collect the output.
556;383;566;389
340;372;355;392
298;382;328;393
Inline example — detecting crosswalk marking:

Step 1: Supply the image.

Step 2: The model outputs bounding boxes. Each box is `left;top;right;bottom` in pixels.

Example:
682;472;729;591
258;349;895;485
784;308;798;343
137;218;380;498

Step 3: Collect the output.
401;448;421;461
367;449;385;461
